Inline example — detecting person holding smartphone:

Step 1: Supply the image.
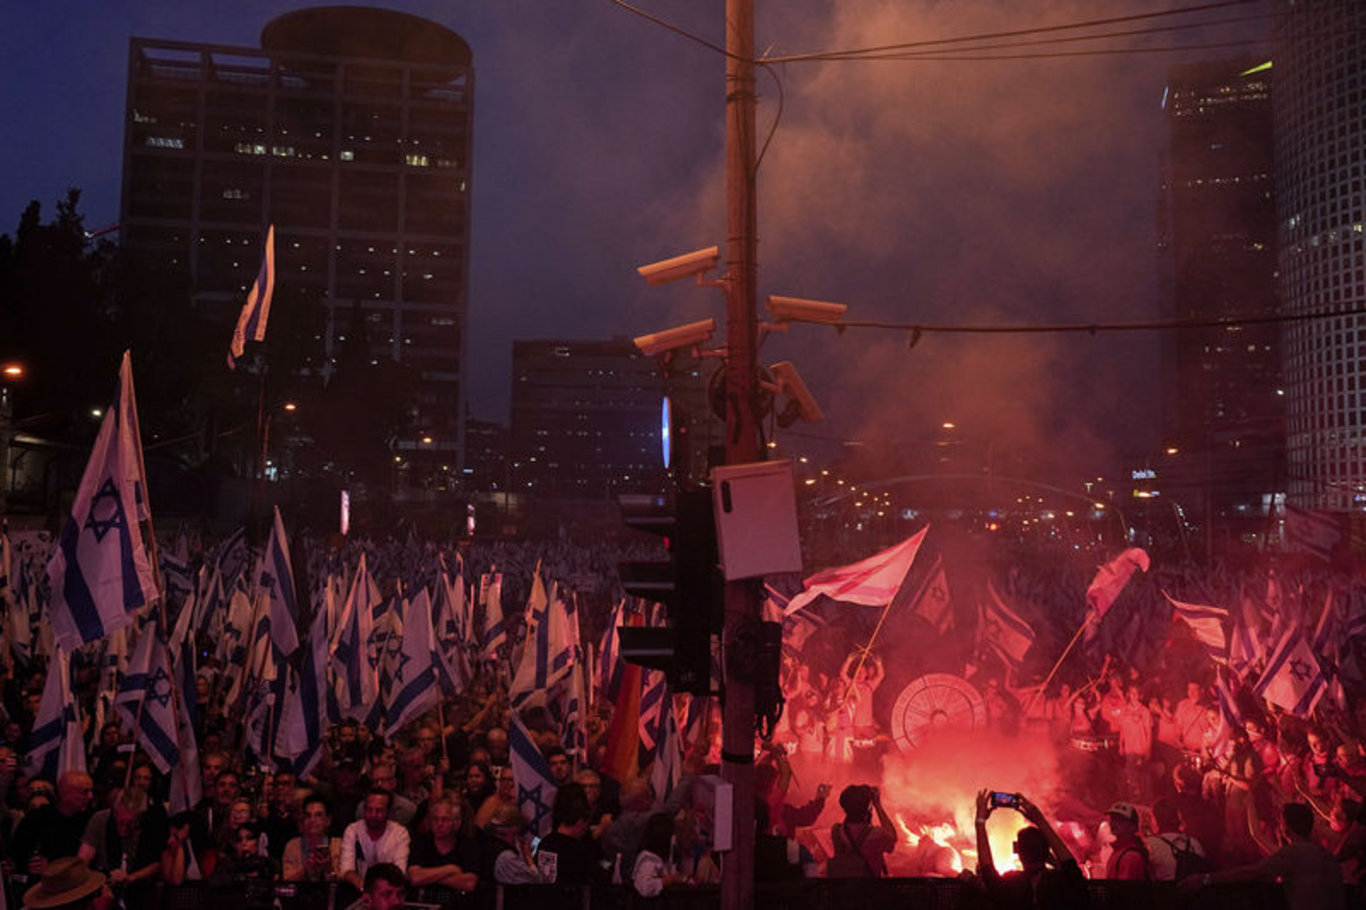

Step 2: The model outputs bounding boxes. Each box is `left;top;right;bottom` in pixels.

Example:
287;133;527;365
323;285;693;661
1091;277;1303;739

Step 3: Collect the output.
973;789;1089;910
282;794;340;882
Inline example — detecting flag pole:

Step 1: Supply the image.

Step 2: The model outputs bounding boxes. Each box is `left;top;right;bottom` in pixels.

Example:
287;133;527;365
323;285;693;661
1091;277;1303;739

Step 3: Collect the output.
1025;614;1094;717
121;620;161;791
840;590;898;709
121;351;170;791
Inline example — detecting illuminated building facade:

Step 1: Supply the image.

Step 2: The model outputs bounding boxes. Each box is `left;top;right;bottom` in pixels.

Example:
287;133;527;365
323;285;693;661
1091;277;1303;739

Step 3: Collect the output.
119;7;472;471
1157;55;1280;522
1275;0;1366;511
509;339;671;500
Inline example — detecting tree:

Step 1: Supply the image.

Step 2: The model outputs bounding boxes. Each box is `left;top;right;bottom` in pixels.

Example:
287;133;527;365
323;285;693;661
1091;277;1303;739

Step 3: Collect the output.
0;190;121;442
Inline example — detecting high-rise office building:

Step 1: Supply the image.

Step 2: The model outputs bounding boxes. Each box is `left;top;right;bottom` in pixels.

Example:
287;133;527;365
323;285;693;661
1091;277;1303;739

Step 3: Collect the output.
1275;1;1366;511
1157;56;1280;521
120;7;473;473
509;339;669;500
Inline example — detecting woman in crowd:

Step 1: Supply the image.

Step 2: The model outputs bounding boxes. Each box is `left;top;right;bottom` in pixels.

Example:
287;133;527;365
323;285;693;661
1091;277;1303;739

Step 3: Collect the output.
281;794;340;883
473;766;518;830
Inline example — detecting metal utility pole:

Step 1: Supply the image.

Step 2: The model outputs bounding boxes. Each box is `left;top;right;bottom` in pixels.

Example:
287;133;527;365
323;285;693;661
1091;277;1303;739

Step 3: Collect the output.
721;0;759;907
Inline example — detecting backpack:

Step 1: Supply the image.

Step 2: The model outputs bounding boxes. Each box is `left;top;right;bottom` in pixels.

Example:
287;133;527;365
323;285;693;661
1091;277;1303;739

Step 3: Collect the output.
1109;841;1151;881
826;824;880;878
1161;835;1212;880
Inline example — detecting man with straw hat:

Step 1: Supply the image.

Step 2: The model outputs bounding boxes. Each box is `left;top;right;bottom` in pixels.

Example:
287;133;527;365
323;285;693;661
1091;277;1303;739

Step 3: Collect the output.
22;857;108;909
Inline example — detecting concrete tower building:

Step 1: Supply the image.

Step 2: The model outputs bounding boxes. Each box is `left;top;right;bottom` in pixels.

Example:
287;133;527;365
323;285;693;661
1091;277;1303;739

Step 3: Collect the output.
1275;0;1366;510
120;7;473;473
508;339;668;500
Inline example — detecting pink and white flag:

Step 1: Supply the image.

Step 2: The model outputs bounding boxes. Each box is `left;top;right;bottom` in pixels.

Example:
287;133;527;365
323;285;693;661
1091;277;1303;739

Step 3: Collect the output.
783;526;928;616
1085;547;1150;622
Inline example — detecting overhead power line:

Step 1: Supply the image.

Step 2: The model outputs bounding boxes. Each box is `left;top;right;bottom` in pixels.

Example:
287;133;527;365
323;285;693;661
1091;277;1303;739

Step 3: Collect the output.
762;0;1262;64
811;10;1274;60
838;36;1277;63
810;305;1366;348
609;0;1271;65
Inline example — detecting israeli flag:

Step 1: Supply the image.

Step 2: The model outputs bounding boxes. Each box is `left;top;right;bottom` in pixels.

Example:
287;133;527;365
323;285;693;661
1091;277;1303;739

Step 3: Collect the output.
260;506;300;657
1254;626;1327;718
278;599;330;777
509;713;557;837
331;553;378;720
227;224;275;369
46;352;158;653
480;572;507;661
386;588;461;734
24;649;85;779
115;621;181;773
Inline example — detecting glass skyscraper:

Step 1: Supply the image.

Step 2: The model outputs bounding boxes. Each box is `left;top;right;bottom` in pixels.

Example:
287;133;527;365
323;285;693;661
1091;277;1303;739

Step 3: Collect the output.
1276;0;1366;510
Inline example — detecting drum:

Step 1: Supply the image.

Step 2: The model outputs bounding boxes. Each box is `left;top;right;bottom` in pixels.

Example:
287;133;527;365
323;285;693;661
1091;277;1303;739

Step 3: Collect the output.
890;674;987;753
1070;734;1116;753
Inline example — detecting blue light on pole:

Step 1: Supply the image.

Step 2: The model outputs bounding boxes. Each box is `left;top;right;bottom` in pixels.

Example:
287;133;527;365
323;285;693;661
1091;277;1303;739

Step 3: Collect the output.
661;396;672;469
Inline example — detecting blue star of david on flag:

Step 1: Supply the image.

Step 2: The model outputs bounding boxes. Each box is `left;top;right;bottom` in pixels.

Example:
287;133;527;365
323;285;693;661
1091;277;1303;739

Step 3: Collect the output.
391;648;413;686
84;478;129;543
519;782;552;832
508;713;558;837
147;666;174;709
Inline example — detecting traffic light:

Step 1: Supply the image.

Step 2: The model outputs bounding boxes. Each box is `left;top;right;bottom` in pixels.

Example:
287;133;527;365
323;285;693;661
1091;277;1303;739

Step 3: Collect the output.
617;489;722;694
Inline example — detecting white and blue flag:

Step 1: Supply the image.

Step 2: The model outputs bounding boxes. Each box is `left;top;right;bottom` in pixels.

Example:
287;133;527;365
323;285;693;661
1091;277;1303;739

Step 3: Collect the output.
1164;592;1228;664
46;352;158;653
511;582;574;708
169;628;202;812
509;713;557;837
259;506;300;657
278;599;331;777
24;649;86;779
227;224;275;369
433;558;471;683
115;621;181;774
331;554;378;720
386;588;461;734
1253;626;1327;718
480;571;507;662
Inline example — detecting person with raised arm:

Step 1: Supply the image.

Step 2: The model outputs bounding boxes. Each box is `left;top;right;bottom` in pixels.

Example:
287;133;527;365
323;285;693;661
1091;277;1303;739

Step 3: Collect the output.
973;789;1090;910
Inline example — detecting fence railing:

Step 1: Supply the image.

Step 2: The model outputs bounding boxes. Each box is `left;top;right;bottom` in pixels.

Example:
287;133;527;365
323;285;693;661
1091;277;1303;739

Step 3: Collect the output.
2;876;1306;910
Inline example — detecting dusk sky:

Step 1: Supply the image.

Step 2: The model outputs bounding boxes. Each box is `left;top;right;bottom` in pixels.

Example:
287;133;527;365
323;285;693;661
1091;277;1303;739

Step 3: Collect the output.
1;1;1274;478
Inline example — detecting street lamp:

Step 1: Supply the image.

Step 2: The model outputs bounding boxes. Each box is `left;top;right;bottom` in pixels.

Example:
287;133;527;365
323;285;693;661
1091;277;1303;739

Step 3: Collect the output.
0;363;23;512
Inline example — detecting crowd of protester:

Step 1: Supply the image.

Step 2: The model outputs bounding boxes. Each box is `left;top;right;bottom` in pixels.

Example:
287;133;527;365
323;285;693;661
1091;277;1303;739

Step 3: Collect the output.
0;654;1358;908
3;527;1366;909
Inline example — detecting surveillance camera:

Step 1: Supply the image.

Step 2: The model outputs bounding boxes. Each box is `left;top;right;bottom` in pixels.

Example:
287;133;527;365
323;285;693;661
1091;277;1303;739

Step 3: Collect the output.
765;295;847;325
637;247;721;286
633;318;717;357
769;360;824;426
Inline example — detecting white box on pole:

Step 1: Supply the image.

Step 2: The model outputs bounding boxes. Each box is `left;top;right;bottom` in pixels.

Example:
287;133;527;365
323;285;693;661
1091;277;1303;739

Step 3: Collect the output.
710;459;803;581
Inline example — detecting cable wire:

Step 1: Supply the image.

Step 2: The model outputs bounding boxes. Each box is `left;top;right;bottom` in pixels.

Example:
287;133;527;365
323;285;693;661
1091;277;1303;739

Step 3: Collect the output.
833;36;1278;63
803;11;1274;60
608;0;735;59
795;305;1366;343
762;0;1260;64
